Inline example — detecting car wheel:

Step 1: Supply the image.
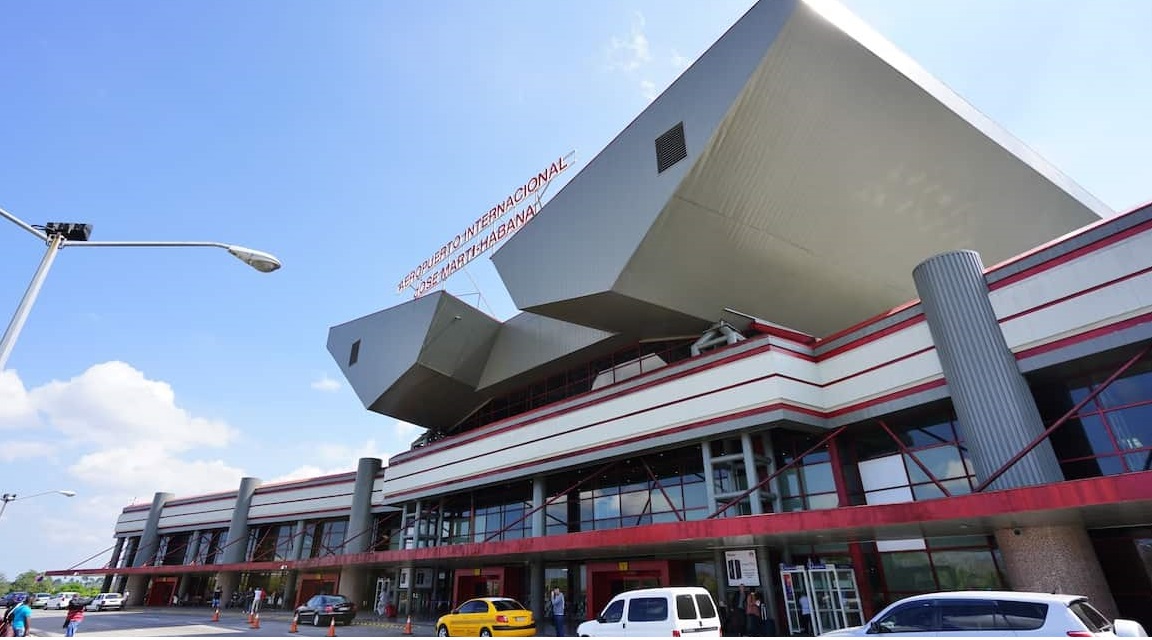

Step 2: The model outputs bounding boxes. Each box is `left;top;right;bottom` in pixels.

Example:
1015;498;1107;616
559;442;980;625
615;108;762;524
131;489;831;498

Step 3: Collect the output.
313;613;321;627
480;628;492;637
438;625;450;637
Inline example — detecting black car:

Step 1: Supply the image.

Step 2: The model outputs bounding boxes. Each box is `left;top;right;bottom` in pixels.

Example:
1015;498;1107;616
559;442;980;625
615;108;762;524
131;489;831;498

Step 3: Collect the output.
294;594;357;627
0;592;29;607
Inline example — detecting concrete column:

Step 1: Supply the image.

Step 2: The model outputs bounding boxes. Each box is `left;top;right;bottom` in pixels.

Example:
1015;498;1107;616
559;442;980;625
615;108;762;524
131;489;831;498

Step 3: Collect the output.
219;477;261;606
339;565;371;611
222;477;261;563
529;559;545;632
532;475;546;538
994;524;1117;619
761;433;784;513
345;457;383;555
701;442;718;515
133;492;174;568
123;575;149;607
103;538;126;593
756;547;778;623
290;520;308;560
741;432;763;515
912;250;1063;490
184;530;202;565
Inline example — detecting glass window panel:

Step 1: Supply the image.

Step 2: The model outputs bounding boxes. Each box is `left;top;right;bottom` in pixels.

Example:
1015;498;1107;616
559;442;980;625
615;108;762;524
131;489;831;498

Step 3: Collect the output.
931;550;1003;590
1104;404;1152;451
594;494;620;519
880;552;937;592
802;449;831;465
779;469;802;497
858;455;908;492
912;477;972;501
927;536;991;549
852;430;900;461
652;511;679;524
1125;451;1152;473
594;517;620;530
781;497;805;512
1080;415;1119;456
620;491;651;518
801;461;836;494
1069;384;1092;407
649;488;673;513
904;422;956;448
1096;370;1152;408
906;446;968;484
683;482;708;510
807;492;839;510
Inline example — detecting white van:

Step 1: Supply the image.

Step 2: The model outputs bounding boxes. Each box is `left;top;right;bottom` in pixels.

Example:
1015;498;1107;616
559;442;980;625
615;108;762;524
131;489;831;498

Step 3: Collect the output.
576;586;722;637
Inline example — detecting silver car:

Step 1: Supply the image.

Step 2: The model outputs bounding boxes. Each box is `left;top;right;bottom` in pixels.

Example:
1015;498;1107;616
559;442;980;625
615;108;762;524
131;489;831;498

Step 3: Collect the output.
821;591;1147;637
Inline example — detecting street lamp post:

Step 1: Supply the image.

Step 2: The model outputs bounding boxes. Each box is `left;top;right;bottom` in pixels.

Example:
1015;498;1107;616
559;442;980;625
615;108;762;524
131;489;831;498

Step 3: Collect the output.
0;206;282;371
0;489;77;521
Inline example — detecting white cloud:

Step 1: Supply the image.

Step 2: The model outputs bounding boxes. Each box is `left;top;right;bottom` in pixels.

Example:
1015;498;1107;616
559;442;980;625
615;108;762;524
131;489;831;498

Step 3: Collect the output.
0;362;249;574
671;50;691;70
310;374;342;392
640;80;659;101
0;440;55;462
607;12;652;72
29;361;237;451
0;369;36;427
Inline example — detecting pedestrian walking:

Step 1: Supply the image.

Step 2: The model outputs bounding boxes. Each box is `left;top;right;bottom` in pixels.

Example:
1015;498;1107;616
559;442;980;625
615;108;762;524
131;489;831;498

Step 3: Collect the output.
550;587;567;636
9;596;33;637
64;600;85;637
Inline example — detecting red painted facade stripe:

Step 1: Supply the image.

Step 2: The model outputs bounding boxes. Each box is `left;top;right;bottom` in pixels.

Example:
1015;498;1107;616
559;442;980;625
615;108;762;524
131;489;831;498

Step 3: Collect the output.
1000;264;1152;324
64;472;1152;577
817;314;926;360
389;339;779;465
749;321;817;345
1016;310;1152;360
986;212;1152;291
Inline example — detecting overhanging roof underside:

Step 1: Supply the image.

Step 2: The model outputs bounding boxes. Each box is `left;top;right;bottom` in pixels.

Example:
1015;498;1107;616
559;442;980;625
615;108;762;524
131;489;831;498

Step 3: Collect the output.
495;0;1106;338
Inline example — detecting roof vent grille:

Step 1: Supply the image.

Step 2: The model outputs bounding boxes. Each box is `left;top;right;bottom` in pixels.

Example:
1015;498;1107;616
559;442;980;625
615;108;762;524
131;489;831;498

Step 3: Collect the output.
655;122;687;173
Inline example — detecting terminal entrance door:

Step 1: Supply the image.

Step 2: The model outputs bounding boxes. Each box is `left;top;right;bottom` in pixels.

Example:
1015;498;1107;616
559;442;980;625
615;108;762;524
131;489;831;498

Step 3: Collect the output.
780;563;864;635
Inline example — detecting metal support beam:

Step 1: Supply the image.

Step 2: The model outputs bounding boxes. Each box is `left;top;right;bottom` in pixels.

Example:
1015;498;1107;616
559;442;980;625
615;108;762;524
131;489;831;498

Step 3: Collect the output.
878;420;952;498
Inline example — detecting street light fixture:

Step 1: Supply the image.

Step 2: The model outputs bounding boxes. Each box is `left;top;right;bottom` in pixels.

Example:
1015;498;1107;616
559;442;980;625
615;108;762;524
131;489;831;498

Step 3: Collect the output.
0;489;77;521
0;205;282;370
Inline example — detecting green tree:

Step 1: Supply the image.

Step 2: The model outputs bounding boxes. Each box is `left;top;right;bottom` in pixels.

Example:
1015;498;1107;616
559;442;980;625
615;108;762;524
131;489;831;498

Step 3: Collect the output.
11;570;43;593
0;572;9;593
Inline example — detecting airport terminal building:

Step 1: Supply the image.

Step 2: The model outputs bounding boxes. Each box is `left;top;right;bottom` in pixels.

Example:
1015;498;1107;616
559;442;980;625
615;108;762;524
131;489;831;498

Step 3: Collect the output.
57;0;1152;634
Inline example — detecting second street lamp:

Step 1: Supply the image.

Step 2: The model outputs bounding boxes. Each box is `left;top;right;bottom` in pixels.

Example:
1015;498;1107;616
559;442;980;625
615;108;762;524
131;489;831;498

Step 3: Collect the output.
0;206;282;370
0;489;77;522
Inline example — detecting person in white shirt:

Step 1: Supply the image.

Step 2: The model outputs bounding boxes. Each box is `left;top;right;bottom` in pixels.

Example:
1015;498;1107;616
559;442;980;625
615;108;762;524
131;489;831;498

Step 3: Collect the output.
798;593;812;635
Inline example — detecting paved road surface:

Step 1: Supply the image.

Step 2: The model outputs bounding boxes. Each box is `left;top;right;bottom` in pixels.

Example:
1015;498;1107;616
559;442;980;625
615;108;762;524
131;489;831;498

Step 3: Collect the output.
25;607;440;637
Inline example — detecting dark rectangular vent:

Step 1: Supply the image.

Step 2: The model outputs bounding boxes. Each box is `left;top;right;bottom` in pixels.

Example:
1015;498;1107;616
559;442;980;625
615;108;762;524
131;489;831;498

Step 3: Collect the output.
349;339;361;367
655;122;687;173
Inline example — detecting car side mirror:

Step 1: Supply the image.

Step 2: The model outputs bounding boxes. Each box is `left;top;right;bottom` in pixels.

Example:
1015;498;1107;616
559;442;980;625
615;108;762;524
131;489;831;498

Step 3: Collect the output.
867;621;884;634
597;616;607;624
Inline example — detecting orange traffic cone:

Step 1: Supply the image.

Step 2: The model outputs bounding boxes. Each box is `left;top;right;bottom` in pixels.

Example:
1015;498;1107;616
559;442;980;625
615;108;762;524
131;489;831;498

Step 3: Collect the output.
211;608;220;623
247;611;255;626
289;612;299;633
252;613;261;629
402;614;413;636
326;616;337;637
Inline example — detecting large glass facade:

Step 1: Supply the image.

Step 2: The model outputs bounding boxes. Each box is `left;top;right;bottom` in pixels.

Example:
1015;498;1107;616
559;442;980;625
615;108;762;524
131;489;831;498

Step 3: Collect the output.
1032;347;1152;479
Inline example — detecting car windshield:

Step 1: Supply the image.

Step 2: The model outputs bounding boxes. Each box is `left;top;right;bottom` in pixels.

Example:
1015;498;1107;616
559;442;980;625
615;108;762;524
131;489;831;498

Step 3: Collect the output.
491;600;526;611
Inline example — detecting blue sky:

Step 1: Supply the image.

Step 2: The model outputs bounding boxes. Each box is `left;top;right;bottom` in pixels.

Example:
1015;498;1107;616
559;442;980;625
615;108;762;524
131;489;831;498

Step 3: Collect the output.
1;0;1149;577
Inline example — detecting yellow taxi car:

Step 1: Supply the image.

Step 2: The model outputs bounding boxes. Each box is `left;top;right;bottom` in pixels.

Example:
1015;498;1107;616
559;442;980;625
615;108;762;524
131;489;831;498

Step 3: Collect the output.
435;597;536;637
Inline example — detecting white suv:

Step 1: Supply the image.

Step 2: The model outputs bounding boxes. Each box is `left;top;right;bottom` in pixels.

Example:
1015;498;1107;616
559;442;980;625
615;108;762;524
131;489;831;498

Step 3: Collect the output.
821;591;1147;637
86;593;125;612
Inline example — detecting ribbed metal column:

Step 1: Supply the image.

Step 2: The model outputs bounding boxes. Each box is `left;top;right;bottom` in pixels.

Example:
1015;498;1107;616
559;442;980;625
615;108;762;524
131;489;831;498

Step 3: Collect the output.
346;457;382;555
222;477;261;564
184;530;202;565
913;250;1063;490
531;475;546;538
740;432;763;515
133;491;174;567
